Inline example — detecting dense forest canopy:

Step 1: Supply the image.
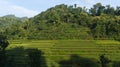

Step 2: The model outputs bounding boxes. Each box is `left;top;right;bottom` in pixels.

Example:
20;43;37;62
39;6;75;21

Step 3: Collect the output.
0;3;120;40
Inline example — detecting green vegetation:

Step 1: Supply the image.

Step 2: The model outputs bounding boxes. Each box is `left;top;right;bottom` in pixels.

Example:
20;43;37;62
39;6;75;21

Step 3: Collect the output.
0;3;119;40
0;2;120;67
0;34;9;67
7;40;120;67
0;15;27;30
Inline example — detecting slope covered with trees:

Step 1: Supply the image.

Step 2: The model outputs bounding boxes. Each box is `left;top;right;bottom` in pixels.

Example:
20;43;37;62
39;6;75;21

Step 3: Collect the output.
0;3;120;40
0;15;28;31
0;15;28;39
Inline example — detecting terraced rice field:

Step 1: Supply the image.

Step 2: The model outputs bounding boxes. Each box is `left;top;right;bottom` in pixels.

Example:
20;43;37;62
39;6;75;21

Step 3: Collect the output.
8;40;120;67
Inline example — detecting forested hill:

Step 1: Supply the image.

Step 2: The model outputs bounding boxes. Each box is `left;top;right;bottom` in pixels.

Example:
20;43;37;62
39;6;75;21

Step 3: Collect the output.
1;3;120;40
0;15;28;30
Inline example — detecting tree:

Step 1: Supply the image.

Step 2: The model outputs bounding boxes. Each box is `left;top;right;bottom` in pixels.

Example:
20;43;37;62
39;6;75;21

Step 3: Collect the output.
105;5;115;16
27;48;47;67
99;54;111;67
0;34;9;51
74;4;77;8
0;34;9;67
115;6;120;16
89;3;105;16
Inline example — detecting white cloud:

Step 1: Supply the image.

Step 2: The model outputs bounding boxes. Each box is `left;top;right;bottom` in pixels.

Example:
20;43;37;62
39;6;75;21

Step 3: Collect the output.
86;0;95;3
0;0;39;17
11;5;39;17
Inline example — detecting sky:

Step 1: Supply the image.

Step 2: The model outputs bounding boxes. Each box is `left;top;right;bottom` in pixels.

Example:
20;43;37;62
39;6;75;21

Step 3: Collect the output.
0;0;119;17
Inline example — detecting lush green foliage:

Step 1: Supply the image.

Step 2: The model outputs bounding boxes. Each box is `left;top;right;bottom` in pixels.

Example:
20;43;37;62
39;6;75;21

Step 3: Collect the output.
0;2;120;67
0;15;28;39
0;3;120;40
0;15;27;30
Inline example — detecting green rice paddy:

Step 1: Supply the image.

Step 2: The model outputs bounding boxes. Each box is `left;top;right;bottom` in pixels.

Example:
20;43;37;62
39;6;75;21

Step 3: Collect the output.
7;40;120;67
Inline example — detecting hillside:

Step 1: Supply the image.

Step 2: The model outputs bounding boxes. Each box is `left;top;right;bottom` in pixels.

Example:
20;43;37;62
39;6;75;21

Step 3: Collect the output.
0;2;120;67
0;15;28;31
0;3;120;40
